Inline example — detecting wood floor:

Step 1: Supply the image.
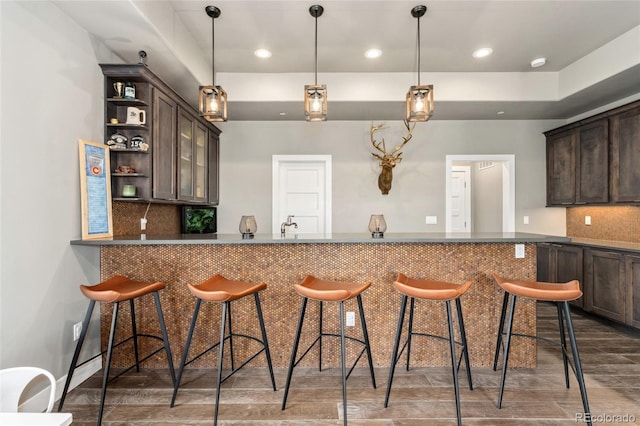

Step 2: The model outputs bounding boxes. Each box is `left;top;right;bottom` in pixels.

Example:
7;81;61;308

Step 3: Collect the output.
60;303;640;425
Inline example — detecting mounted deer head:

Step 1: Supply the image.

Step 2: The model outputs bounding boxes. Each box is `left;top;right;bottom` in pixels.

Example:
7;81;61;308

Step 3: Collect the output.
370;120;415;194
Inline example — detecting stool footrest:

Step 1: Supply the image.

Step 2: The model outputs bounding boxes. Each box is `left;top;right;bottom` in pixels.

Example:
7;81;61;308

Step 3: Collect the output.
183;332;267;385
292;332;367;382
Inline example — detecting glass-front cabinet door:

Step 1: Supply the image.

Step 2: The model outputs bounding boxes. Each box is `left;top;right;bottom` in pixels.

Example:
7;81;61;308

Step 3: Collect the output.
178;108;209;202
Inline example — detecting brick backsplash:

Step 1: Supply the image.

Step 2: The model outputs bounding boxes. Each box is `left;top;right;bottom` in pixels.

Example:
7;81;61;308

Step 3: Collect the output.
566;206;640;242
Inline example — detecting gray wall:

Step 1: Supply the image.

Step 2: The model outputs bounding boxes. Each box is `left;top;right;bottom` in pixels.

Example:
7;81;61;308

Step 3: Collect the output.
1;2;103;377
214;120;567;235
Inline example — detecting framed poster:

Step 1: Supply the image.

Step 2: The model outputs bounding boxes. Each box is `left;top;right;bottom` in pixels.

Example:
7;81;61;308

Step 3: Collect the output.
79;139;113;239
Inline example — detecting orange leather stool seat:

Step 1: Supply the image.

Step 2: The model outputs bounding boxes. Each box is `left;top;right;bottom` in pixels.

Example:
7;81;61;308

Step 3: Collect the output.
492;273;591;424
282;275;376;426
171;274;276;426
385;273;473;426
58;276;175;426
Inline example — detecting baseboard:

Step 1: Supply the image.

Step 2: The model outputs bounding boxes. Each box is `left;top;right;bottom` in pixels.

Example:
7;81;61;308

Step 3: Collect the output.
21;358;101;412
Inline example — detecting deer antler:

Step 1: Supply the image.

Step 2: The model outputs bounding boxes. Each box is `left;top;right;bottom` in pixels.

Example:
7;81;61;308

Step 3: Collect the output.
370;122;387;161
388;120;415;159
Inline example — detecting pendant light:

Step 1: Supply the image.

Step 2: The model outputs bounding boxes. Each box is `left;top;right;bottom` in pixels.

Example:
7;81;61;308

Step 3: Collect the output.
304;4;327;122
199;5;228;122
406;5;434;122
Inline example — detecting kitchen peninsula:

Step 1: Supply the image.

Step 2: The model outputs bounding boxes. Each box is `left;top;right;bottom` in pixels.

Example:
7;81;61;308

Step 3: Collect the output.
72;232;570;369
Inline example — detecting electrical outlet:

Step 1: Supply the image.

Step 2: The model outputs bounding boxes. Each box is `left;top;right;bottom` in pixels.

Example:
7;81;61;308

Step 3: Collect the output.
140;218;147;231
585;216;591;226
73;322;83;341
515;244;525;259
346;311;355;327
425;216;437;225
523;216;529;225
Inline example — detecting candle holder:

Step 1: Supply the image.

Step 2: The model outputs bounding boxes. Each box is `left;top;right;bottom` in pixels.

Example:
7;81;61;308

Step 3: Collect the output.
368;214;387;238
239;215;257;239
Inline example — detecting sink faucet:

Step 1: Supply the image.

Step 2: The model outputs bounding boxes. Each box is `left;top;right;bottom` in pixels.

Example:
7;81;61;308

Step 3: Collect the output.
280;215;298;236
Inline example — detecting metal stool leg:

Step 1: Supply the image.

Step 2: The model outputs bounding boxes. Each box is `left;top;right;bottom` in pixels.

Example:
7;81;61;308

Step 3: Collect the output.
556;302;570;388
497;294;516;409
562;301;592;426
227;302;235;371
318;301;323;371
446;300;462;426
254;292;277;391
213;301;228;426
129;299;140;372
339;301;348;426
406;297;415;371
97;302;120;426
171;298;202;407
384;294;408;407
152;291;175;385
356;295;376;388
58;300;95;411
455;298;473;390
493;291;509;371
282;297;308;410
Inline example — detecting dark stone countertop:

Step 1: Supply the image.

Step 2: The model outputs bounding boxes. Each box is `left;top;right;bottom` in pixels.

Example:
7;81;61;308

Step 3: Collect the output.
71;232;571;246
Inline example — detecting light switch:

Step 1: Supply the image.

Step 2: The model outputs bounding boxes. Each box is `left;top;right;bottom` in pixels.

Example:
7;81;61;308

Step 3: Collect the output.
585;216;591;226
425;216;437;225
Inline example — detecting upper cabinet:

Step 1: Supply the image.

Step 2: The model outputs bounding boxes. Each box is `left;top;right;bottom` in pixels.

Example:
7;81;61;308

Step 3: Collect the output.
101;64;220;205
544;100;640;206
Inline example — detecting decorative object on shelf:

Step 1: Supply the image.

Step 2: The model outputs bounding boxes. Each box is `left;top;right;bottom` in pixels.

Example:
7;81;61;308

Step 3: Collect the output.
110;118;119;124
126;107;146;125
239;215;257;239
138;50;148;66
107;132;128;149
129;135;144;150
370;120;415;194
182;206;217;234
368;214;387;238
199;5;228;122
124;82;136;99
304;4;327;122
115;165;136;174
406;5;434;122
121;184;137;197
113;82;124;98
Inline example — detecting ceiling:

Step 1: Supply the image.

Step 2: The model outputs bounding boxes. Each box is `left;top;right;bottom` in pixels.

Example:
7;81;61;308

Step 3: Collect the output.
54;0;640;121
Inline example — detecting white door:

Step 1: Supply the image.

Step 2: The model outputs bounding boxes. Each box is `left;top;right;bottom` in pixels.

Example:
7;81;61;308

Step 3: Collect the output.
451;166;471;232
272;155;332;235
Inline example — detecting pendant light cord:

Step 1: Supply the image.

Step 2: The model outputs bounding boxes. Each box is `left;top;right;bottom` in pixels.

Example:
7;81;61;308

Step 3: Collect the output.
314;14;318;85
211;15;216;85
417;14;421;86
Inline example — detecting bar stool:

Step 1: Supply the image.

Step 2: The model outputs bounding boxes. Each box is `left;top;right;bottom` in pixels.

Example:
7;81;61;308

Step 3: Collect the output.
492;273;591;424
384;273;473;426
58;276;176;426
282;275;376;425
170;274;276;426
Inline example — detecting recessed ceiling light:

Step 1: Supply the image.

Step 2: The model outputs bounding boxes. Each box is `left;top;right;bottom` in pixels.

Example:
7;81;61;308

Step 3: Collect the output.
364;48;382;59
279;112;287;116
497;111;505;115
254;49;272;59
530;57;546;68
472;47;493;58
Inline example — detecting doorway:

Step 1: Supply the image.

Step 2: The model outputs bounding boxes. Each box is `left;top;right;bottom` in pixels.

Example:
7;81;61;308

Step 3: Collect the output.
445;155;515;233
272;155;332;234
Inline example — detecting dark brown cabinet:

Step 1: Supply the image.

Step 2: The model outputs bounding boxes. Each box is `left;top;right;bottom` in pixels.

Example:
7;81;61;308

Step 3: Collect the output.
584;249;626;323
576;120;608;204
101;64;220;205
625;255;640;328
537;243;584;307
544;100;640;206
546;131;576;205
610;105;640;203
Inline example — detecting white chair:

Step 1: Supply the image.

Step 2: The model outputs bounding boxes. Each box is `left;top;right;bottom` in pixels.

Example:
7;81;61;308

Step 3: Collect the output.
0;367;56;413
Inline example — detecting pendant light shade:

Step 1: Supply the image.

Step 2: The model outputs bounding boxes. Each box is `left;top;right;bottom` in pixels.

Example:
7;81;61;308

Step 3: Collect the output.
199;5;227;122
305;5;327;122
406;5;434;122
